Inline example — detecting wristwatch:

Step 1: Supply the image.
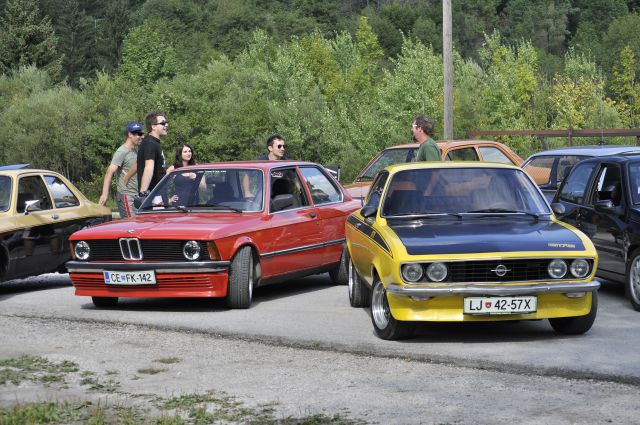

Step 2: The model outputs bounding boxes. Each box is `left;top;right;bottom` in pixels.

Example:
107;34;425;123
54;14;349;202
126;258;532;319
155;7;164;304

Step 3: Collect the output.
138;190;150;197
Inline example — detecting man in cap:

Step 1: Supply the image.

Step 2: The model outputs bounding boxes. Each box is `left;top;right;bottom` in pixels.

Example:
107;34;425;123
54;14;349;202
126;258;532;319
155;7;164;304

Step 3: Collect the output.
98;121;144;218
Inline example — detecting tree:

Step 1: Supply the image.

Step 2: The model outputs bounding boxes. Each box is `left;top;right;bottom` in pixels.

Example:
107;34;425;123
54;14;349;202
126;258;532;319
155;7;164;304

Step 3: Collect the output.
610;45;640;126
0;0;63;78
56;0;95;84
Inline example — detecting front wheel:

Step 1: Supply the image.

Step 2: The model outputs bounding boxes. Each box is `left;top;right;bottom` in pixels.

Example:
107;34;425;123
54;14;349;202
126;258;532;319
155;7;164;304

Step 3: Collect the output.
549;292;598;335
348;256;369;308
226;246;255;309
625;249;640;311
370;278;414;340
92;296;118;308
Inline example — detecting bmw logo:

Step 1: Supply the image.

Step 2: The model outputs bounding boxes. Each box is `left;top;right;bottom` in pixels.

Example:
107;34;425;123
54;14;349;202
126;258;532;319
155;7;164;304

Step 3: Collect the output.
127;229;135;234
492;264;510;277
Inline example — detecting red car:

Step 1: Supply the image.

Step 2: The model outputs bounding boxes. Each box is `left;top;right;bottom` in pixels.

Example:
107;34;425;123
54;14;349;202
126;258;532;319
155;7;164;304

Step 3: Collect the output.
67;161;360;309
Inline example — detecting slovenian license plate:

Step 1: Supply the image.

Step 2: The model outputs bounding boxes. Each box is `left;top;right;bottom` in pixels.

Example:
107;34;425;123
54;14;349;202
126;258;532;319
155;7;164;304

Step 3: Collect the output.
104;270;156;285
464;296;537;315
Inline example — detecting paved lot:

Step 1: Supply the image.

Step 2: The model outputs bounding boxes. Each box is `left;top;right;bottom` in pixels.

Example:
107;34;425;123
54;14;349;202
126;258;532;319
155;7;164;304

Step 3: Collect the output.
1;273;638;384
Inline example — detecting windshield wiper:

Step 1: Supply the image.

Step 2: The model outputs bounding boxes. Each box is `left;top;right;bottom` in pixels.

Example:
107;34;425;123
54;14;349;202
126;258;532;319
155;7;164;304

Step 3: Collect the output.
465;208;541;220
203;203;243;213
167;205;190;212
389;212;463;219
354;176;373;182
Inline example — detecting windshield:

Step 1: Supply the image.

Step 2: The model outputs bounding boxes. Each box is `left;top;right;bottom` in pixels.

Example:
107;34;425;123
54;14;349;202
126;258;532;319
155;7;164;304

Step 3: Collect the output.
359;148;416;180
139;168;264;212
381;167;550;217
0;176;11;212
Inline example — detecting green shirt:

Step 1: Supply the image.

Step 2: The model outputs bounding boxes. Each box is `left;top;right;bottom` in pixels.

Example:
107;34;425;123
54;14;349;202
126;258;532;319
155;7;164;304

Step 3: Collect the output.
112;145;138;196
414;138;441;161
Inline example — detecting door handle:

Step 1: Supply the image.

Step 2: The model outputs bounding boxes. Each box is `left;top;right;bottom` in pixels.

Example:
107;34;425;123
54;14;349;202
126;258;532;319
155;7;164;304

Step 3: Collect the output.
51;214;60;220
309;212;317;218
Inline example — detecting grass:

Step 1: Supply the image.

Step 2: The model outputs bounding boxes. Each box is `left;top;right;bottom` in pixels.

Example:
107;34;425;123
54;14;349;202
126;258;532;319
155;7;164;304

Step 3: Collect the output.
153;357;182;365
137;367;168;375
0;355;78;386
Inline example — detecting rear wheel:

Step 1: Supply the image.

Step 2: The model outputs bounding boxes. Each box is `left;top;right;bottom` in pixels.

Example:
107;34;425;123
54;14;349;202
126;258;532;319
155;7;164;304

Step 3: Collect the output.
329;246;348;285
348;256;369;307
226;246;255;309
625;249;640;311
92;296;118;308
370;278;414;340
549;292;598;334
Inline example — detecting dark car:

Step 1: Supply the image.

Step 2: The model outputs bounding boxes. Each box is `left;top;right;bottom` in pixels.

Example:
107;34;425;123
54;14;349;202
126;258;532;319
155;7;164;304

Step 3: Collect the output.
553;153;640;311
522;145;640;202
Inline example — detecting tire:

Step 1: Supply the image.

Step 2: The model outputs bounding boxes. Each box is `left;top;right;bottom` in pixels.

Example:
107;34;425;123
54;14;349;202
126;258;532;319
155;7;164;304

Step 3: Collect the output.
92;296;118;308
370;278;414;340
329;246;348;285
348;255;370;308
625;249;640;311
549;291;598;335
226;246;255;309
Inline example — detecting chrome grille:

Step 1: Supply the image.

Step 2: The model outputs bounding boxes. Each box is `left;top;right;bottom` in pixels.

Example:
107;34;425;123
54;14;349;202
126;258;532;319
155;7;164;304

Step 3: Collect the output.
85;240;210;261
119;238;142;260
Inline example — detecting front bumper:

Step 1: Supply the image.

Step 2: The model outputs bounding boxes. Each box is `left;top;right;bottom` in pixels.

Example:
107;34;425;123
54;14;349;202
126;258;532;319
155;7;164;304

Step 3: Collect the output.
66;260;230;274
386;279;600;300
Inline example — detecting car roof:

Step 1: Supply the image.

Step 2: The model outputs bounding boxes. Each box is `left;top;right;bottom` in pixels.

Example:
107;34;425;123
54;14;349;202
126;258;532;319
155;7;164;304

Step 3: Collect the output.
380;140;510;150
525;145;640;159
0;164;30;171
385;161;520;173
0;168;64;176
174;160;319;171
569;152;640;165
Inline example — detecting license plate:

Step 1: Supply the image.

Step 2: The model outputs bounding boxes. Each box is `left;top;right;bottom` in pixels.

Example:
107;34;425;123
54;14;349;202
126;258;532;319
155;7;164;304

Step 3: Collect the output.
464;296;537;315
104;270;156;285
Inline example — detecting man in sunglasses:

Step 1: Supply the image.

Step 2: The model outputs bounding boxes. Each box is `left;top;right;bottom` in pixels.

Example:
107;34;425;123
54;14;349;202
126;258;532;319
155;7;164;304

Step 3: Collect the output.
98;121;144;218
258;134;288;160
137;112;168;196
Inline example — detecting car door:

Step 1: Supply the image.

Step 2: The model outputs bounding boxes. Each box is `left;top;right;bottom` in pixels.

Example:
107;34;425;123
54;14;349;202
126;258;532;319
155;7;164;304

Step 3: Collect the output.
298;165;348;266
478;145;516;164
11;174;59;276
555;160;599;232
260;167;322;277
580;164;627;276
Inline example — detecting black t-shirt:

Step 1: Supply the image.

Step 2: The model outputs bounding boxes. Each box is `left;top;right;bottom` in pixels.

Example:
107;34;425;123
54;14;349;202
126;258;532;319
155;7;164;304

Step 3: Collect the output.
137;135;165;191
256;154;287;160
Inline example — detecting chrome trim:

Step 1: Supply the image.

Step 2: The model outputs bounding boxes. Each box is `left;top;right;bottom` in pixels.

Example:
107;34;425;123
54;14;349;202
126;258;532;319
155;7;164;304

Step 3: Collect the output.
119;238;142;260
261;238;344;258
66;260;230;274
386;279;601;300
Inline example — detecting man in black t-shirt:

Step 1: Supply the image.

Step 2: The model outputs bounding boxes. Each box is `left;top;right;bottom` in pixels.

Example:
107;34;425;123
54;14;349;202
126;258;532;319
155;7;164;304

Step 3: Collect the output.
137;112;168;195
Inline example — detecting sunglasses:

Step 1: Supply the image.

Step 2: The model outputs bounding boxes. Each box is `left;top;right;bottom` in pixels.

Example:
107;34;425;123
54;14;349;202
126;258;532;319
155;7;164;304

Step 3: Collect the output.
133;132;144;136
155;121;168;126
276;144;286;149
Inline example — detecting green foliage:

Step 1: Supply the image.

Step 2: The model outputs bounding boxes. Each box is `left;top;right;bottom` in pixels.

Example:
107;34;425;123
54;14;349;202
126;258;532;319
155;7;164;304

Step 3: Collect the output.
610;45;640;125
0;0;63;78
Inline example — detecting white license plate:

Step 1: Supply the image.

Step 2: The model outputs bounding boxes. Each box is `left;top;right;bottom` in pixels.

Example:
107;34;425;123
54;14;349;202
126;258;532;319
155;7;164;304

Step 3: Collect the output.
464;296;537;315
104;270;156;285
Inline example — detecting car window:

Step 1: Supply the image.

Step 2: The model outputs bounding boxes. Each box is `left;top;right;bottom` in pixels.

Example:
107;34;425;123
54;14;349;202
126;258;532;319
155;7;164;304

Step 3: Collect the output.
269;168;309;213
365;171;388;209
299;166;342;205
523;156;554;186
0;175;11;212
360;148;415;180
591;165;623;206
17;175;53;212
446;147;478;161
630;162;640;205
479;146;512;164
43;175;80;208
557;162;598;205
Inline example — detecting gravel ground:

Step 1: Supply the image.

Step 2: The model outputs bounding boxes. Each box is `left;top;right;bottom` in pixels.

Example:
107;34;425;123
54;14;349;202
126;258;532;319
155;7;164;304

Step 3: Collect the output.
1;314;638;424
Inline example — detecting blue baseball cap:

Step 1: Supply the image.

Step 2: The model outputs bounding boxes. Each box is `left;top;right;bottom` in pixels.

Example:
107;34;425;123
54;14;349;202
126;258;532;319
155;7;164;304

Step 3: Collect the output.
125;121;144;135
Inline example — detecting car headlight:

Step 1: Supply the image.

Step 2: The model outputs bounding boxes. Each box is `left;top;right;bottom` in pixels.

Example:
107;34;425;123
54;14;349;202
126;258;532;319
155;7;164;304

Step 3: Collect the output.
183;241;201;261
74;241;90;260
570;259;590;278
548;259;567;279
426;262;448;282
401;264;423;282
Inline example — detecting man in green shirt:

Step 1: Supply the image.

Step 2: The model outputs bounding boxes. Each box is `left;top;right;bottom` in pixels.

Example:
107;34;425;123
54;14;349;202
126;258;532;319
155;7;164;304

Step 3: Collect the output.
412;115;441;161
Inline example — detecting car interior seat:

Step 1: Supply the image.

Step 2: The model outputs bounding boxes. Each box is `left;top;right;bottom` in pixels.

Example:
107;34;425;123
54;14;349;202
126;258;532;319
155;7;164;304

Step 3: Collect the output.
383;189;422;215
209;182;235;204
270;178;300;211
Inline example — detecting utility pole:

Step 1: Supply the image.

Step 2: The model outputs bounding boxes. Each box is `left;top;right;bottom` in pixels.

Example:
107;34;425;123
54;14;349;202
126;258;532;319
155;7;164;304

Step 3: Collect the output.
443;0;454;139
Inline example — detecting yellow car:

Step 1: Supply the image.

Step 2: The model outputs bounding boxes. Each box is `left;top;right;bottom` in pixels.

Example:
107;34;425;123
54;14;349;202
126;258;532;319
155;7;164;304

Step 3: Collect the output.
0;165;112;283
346;162;599;340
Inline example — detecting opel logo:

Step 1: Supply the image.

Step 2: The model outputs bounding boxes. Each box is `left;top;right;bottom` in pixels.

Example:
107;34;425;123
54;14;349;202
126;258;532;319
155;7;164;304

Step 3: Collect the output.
492;264;510;277
127;229;135;234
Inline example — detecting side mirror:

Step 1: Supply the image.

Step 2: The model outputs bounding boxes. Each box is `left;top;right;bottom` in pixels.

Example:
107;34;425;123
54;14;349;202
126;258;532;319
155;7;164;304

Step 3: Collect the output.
24;200;41;214
550;202;565;216
271;194;295;212
133;196;146;209
594;200;624;216
361;205;377;218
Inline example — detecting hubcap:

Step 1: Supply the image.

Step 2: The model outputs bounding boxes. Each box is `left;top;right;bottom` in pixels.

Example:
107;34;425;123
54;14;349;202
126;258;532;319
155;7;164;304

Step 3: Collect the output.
371;281;390;329
631;258;640;303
